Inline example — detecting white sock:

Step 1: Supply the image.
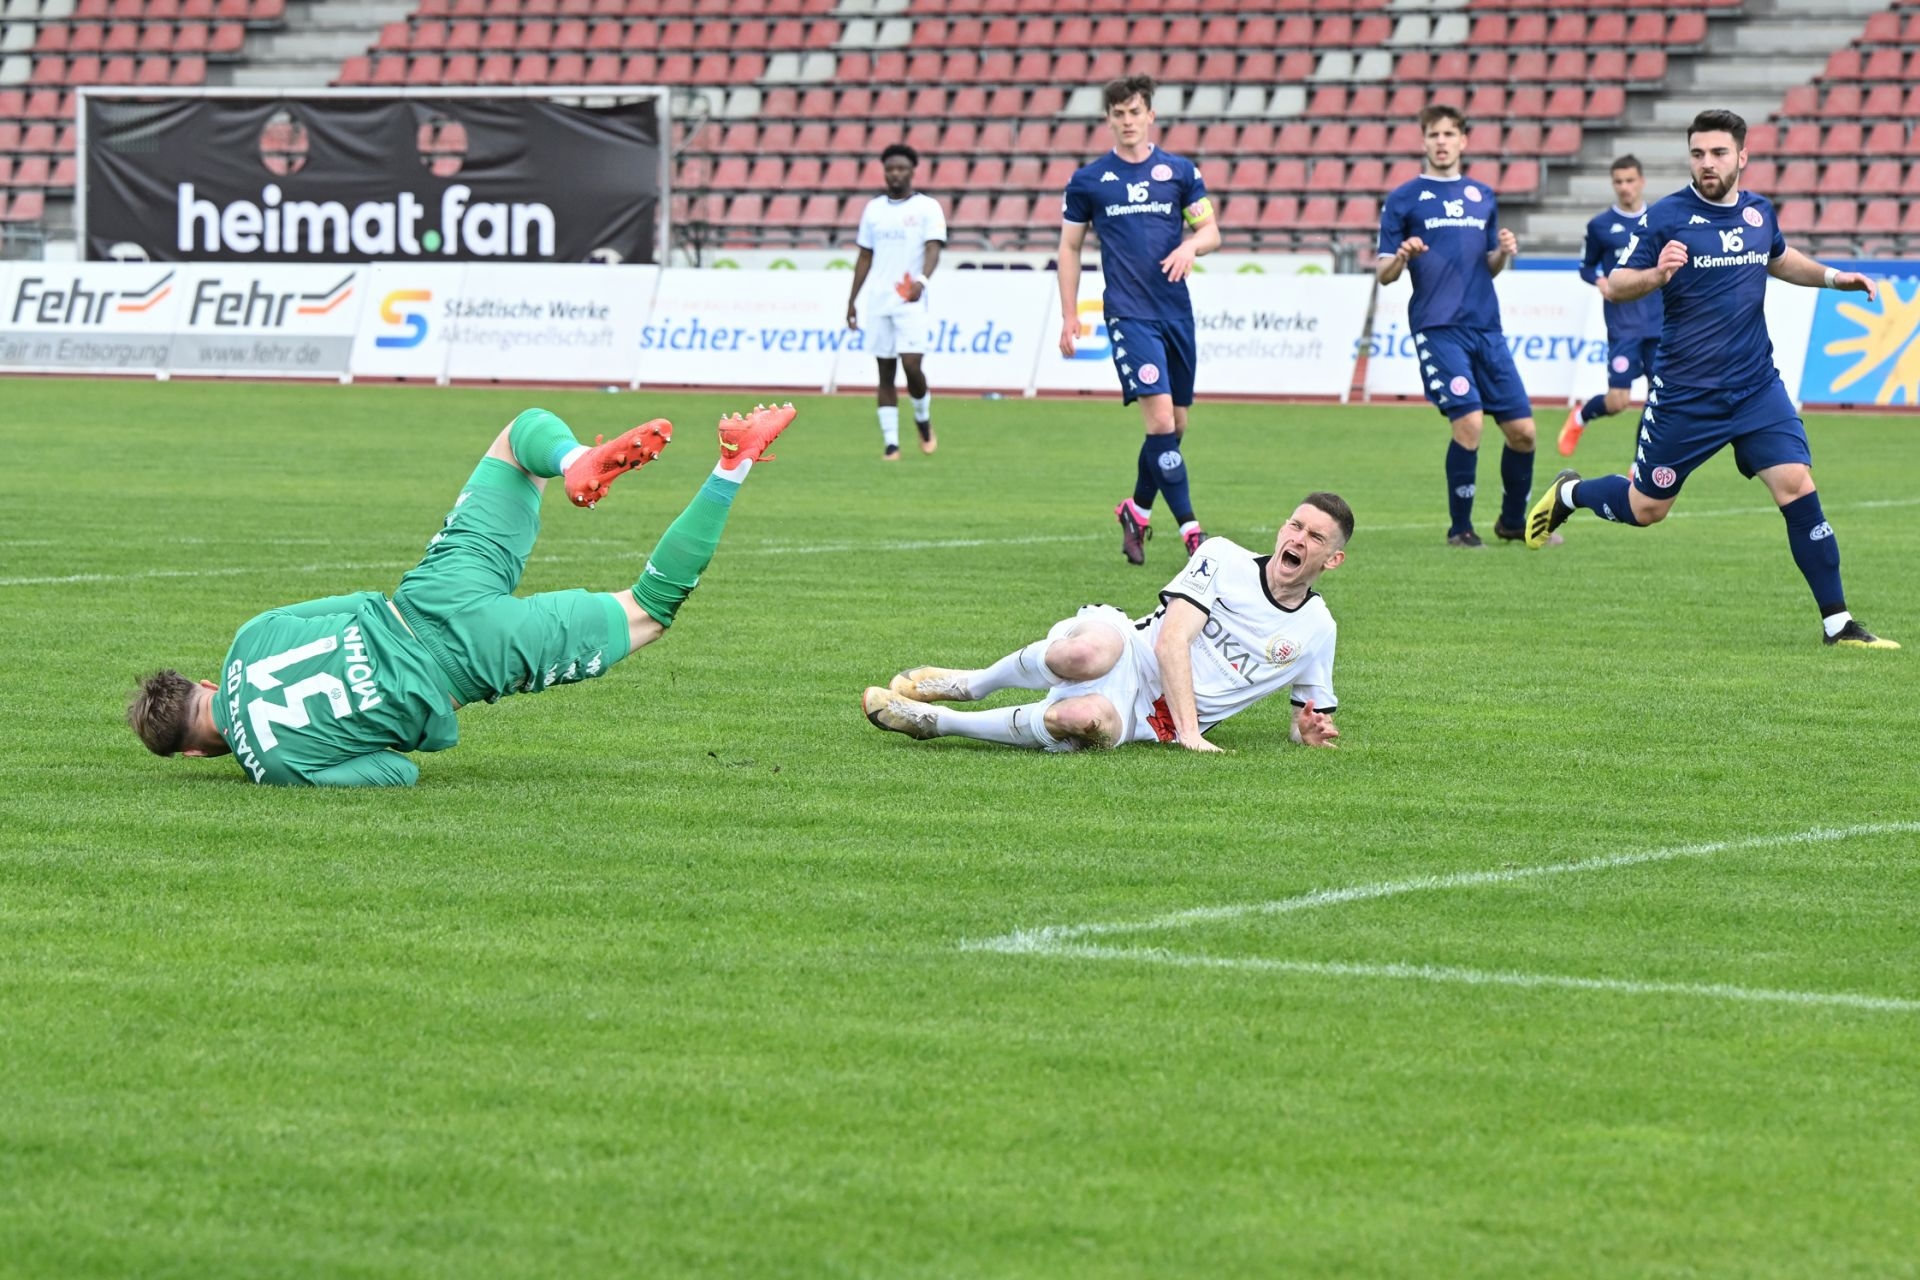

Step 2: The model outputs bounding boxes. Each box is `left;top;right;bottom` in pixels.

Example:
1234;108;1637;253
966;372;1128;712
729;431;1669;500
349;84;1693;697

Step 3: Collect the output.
1124;497;1152;523
711;458;751;484
965;638;1064;697
933;703;1057;749
1823;610;1851;638
558;444;588;472
878;406;900;448
1560;480;1578;507
910;393;932;424
1179;520;1202;539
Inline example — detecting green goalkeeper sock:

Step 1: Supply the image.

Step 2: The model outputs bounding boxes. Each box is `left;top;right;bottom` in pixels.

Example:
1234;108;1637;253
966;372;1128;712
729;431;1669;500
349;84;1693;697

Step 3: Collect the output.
630;474;738;627
506;408;582;478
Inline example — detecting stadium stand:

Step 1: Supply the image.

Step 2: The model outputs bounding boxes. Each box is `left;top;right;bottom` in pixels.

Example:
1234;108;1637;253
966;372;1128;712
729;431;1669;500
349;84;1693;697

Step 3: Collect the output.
4;0;1918;263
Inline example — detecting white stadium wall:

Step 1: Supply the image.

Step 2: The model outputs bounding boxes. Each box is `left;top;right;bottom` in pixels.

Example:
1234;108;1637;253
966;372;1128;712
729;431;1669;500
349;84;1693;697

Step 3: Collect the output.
0;263;1899;407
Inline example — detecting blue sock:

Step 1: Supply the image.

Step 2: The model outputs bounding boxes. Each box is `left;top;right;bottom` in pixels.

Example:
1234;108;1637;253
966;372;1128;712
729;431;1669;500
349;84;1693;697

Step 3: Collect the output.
1779;491;1845;614
1151;434;1196;524
1445;441;1477;534
1499;446;1533;530
1133;436;1159;511
1580;394;1610;424
1570;474;1640;525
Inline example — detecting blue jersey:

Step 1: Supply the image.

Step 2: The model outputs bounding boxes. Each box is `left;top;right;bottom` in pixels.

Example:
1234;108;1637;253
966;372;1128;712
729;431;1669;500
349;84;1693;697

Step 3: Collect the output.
1623;186;1786;391
1580;205;1662;342
1062;146;1206;323
1378;174;1504;333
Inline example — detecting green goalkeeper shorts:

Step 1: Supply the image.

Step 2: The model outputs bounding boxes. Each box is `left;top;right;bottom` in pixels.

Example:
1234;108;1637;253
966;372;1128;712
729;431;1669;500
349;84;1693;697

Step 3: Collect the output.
392;458;631;705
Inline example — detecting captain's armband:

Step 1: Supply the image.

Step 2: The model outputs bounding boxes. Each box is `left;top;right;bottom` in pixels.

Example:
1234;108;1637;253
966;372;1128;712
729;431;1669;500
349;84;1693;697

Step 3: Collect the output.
1183;197;1214;228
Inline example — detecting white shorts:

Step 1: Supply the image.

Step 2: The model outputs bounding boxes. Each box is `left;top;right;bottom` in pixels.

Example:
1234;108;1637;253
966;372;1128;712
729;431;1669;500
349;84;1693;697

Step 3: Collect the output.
864;305;929;360
1039;604;1170;751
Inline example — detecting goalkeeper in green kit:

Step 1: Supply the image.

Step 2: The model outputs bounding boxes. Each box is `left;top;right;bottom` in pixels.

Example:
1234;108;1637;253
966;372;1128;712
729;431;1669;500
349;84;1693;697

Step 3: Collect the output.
126;402;796;787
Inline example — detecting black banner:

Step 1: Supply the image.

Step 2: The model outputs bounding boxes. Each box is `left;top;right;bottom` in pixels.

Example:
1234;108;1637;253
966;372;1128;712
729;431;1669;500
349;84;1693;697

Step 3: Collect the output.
83;94;662;264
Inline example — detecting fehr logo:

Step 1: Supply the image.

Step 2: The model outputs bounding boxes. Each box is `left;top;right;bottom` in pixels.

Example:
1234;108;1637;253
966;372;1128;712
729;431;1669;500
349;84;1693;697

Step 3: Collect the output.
375;289;432;348
10;270;174;324
1067;298;1109;361
1810;278;1920;405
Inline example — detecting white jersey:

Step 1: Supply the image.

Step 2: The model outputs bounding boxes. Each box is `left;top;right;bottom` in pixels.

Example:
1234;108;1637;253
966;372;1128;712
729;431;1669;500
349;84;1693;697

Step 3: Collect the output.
856;193;947;314
1147;537;1337;730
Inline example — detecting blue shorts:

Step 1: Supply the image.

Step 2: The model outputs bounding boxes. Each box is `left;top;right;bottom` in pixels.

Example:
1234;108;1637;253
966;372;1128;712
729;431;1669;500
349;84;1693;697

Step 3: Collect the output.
1415;325;1531;422
1607;334;1660;389
1630;376;1810;500
1107;315;1196;407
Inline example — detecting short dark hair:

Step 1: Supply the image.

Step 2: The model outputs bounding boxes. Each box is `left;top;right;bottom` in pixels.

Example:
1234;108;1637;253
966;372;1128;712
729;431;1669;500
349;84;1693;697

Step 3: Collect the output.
1419;103;1465;133
1302;492;1355;545
880;142;918;167
1103;74;1155;113
128;669;197;756
1610;154;1643;175
1688;109;1747;149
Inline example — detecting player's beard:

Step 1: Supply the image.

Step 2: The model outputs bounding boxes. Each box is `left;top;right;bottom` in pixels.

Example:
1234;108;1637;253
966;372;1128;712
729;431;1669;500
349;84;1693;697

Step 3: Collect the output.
1695;164;1740;201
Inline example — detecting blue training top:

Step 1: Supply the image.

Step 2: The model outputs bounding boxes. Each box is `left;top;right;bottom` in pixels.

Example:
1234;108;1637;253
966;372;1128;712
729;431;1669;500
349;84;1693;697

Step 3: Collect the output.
1378;173;1505;334
1580;205;1663;342
1062;145;1207;324
1622;185;1787;391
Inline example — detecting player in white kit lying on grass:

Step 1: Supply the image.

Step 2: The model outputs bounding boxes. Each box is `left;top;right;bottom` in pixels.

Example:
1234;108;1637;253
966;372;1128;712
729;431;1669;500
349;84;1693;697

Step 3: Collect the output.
863;493;1351;752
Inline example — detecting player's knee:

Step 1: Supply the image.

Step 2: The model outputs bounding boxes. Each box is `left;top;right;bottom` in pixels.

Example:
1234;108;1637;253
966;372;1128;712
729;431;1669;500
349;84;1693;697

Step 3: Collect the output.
1770;466;1817;503
1044;696;1118;748
1450;413;1483;447
1045;631;1122;682
1501;418;1536;448
1632;493;1673;524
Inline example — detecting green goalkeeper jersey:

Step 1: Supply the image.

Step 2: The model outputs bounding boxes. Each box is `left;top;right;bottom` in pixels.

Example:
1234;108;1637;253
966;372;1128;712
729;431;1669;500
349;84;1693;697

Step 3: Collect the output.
210;592;460;788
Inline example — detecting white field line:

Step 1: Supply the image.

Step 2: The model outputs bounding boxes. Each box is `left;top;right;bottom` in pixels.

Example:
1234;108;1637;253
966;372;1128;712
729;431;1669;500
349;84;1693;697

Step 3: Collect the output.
1036;944;1920;1014
964;822;1920;1013
6;496;1919;589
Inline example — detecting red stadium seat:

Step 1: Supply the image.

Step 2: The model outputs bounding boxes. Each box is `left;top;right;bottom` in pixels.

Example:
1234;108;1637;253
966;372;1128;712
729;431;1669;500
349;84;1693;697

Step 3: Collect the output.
1745;123;1779;155
4;191;48;223
1774;161;1818;195
1306;160;1346;194
1336;196;1376;232
1296;196;1340;230
1256;196;1299;232
1778;123;1823;157
1826;123;1864;155
1501;160;1539;196
1814;201;1858;236
1776;201;1814;235
1858;200;1900;236
1862;48;1906;80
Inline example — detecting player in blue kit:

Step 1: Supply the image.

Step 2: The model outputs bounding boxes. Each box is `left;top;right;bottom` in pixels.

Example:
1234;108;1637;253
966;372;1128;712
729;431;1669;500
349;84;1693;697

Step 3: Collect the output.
1377;103;1540;548
1058;73;1221;565
1561;156;1663;457
1526;110;1897;649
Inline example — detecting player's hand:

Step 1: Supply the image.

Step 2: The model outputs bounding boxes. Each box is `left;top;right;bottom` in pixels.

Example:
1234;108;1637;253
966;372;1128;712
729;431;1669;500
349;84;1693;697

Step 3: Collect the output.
1831;270;1878;302
895;271;924;303
1059;318;1078;358
846;303;860;331
1176;731;1225;754
1595;274;1615;302
1497;227;1520;257
1396;236;1428;262
1293;701;1339;749
1656;239;1689;281
1160;242;1200;283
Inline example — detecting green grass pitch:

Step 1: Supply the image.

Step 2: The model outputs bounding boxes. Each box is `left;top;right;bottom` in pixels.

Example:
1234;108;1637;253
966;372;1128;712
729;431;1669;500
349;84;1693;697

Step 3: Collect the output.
3;377;1918;1278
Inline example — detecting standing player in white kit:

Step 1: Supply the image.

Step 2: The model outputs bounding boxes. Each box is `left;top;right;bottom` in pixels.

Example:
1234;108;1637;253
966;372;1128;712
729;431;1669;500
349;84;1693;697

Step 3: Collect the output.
846;142;948;460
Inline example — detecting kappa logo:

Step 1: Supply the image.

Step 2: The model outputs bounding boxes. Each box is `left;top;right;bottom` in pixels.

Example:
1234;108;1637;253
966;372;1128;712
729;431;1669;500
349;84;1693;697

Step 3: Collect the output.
1419;190;1437;201
1609;222;1624;233
1424;363;1437;374
1429;378;1443;389
1651;465;1678;489
1100;171;1119;182
1689;215;1710;225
